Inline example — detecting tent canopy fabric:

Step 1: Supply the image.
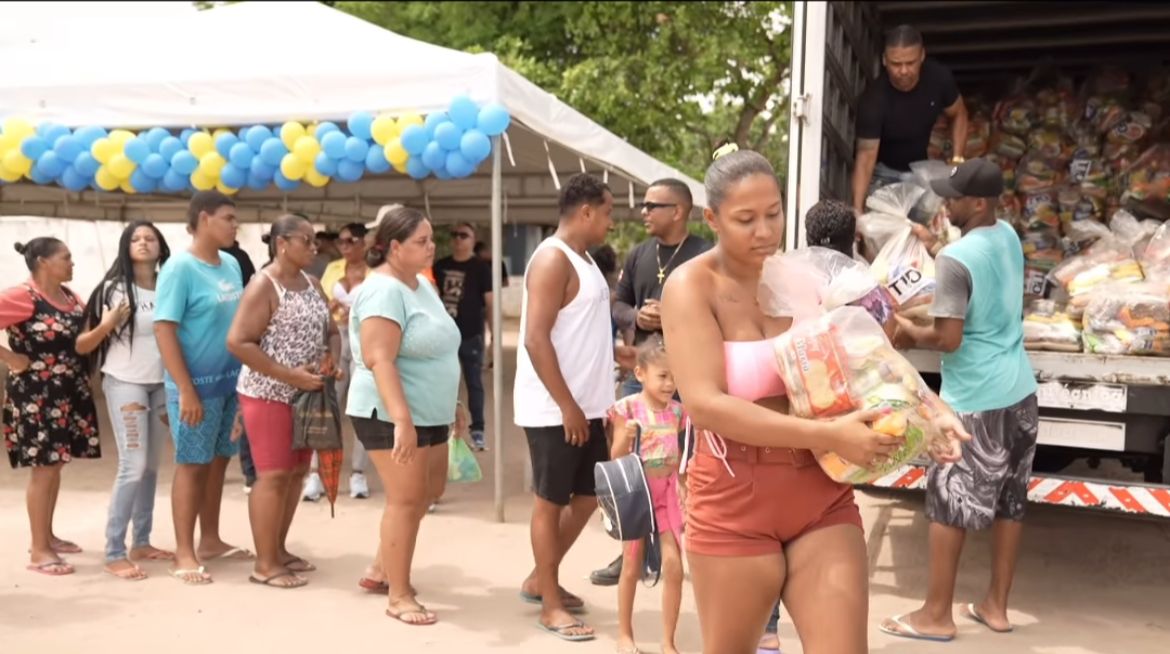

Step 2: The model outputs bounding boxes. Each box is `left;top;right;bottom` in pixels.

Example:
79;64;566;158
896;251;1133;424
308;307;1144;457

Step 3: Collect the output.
0;1;705;225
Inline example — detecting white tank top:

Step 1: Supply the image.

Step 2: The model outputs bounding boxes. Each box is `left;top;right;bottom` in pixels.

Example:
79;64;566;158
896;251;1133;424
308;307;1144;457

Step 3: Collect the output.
513;237;616;427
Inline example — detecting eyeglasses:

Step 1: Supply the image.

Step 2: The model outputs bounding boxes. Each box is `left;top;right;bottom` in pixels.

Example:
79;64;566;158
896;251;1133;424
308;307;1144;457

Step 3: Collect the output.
637;201;677;213
287;233;315;246
337;236;362;246
450;232;474;240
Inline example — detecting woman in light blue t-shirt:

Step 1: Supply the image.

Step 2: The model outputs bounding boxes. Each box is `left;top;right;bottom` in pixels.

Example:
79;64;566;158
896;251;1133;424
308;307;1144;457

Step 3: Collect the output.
347;205;460;626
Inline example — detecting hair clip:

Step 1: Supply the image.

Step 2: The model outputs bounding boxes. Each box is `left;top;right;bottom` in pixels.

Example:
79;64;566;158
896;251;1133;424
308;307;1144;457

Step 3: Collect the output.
712;142;740;161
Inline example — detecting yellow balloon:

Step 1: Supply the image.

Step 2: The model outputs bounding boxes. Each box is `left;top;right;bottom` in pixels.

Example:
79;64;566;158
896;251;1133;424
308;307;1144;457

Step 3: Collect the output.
307;123;318;138
293;136;320;163
391;160;408;175
2;116;35;140
2;151;32;176
120;179;137;194
91;138;117;164
95;166;120;191
396;113;423;130
371;114;398;145
199;152;226;178
0;132;18;155
108;154;135;179
304;168;330;188
216;180;240;195
108;129;135;146
212;128;233;140
188;132;214;159
190;170;215;191
384;139;409;167
0;164;21;182
280;122;306;150
280;153;308;180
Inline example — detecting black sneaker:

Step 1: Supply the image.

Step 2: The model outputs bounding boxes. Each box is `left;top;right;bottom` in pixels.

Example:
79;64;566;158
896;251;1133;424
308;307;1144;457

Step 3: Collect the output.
589;554;623;586
471;430;487;452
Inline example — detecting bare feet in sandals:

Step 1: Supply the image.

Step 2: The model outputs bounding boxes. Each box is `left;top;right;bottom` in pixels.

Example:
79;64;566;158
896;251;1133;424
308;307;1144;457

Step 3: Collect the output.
249;568;308;589
27;559;74;576
131;545;175;562
539;608;594;641
105;559;148;581
197;540;253;561
281;552;316;573
171;553;212;586
50;537;83;554
386;596;437;626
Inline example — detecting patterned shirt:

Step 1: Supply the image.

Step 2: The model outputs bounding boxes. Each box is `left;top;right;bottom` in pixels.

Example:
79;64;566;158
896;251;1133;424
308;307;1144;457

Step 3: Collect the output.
608;395;687;471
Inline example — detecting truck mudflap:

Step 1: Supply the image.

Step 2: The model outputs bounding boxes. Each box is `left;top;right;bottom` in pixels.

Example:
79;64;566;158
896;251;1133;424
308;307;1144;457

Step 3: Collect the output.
867;464;1170;518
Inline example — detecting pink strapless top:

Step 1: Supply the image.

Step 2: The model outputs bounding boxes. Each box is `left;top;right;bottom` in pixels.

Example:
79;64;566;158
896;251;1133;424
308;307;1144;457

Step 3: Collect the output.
724;340;786;402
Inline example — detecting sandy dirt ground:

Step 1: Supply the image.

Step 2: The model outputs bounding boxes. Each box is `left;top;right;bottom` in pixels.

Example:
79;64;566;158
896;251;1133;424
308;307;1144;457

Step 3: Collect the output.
2;327;1169;653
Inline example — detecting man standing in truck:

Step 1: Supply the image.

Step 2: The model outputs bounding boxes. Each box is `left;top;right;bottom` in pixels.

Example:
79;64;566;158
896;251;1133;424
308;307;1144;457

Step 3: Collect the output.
852;24;969;215
882;158;1038;642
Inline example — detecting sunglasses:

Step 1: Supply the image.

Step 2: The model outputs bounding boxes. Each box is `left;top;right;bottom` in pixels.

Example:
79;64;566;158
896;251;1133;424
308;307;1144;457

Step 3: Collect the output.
637;201;677;212
337;236;363;246
450;232;474;240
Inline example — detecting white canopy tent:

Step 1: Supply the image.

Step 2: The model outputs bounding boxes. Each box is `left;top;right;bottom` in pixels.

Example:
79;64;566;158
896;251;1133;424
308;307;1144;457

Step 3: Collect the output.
0;1;706;521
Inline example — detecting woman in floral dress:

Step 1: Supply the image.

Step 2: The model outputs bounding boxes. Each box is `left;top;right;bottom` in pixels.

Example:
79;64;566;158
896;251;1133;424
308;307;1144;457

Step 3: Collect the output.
1;237;100;576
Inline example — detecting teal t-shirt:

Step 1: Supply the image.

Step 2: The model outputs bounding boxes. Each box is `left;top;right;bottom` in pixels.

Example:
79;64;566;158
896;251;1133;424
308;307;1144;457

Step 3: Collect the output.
347;273;461;427
154;250;244;400
930;220;1037;413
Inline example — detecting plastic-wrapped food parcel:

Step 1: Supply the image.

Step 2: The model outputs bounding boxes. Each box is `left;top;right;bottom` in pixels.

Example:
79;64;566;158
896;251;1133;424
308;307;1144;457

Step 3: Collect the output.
757;248;958;484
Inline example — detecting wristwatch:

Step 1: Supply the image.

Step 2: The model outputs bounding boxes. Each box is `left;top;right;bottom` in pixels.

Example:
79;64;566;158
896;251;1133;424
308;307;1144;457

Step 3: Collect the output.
951;155;965;164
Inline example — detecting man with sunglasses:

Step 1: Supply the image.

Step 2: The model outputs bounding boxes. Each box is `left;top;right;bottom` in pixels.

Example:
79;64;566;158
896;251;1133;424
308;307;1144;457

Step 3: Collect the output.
433;222;494;451
590;178;710;587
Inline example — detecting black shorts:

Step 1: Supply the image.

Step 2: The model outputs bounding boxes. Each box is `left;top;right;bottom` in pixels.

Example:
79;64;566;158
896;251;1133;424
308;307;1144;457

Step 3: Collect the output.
351;410;450;451
524;419;608;506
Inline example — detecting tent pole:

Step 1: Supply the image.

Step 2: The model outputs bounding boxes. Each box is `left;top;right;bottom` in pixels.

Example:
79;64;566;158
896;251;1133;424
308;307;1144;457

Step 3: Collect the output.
491;136;505;523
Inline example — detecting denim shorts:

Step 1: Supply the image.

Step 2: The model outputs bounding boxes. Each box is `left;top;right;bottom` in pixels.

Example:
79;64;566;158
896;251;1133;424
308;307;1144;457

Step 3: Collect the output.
166;394;240;465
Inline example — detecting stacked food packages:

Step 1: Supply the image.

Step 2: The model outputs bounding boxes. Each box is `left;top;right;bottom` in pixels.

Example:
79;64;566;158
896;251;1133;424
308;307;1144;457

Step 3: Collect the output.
1082;282;1170;356
1023;299;1082;352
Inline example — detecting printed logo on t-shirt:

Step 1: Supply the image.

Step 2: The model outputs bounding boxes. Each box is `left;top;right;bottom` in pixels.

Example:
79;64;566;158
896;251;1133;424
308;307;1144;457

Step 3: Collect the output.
440;270;466;318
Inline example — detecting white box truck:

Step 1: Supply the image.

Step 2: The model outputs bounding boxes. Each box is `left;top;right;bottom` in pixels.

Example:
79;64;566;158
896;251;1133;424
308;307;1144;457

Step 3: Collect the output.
785;1;1170;518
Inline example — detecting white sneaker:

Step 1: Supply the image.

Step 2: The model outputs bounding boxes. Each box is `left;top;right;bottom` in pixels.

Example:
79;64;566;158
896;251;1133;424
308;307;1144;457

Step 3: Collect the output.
349;472;370;499
302;472;324;502
243;484;252;496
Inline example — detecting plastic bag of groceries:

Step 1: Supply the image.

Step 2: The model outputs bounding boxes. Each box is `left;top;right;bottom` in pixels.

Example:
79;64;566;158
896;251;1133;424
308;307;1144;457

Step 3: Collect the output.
767;306;952;484
1016;154;1065;193
1119;143;1170;213
758;247;898;339
909;160;954;222
858;205;937;325
1141;221;1170;281
1048;217;1145;318
1082;281;1170;356
1023;299;1082;352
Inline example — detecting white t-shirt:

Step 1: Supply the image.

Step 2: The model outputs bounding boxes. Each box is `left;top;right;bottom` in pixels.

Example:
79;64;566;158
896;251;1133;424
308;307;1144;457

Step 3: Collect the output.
101;284;164;385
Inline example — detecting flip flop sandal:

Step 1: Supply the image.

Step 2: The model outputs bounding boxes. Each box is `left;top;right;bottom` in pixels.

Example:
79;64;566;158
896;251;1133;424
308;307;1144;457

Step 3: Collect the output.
964;603;1014;633
359;577;389;593
386;604;437;626
204;546;254;561
249;571;308;589
537;620;595;642
519;590;586;611
51;540;83;554
104;564;148;581
27;560;74;576
284;557;316;573
170;566;213;585
131;548;175;561
879;614;955;642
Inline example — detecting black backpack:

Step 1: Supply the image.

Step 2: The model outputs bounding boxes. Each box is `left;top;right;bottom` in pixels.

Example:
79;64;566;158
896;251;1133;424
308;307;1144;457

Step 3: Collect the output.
594;424;662;586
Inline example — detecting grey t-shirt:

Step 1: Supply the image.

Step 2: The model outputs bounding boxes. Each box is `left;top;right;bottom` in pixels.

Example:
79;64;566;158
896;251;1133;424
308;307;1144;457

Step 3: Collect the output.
929;254;972;320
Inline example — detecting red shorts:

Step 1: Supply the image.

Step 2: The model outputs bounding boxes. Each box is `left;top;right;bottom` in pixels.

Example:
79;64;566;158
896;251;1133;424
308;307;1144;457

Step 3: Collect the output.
239;395;313;473
685;432;862;557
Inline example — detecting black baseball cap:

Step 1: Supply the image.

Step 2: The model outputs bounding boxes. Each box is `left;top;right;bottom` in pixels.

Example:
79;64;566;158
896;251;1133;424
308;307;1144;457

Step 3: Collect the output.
930;158;1004;199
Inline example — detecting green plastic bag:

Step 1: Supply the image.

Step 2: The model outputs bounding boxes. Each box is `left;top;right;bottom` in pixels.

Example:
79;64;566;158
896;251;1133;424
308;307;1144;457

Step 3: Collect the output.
448;436;483;483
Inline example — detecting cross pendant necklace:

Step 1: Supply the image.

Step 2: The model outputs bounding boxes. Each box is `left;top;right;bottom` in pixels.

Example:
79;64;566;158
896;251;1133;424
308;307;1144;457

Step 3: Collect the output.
655;234;688;285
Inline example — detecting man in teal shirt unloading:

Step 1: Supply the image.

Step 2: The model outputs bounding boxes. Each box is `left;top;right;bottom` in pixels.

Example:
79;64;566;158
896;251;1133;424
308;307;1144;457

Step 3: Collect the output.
880;158;1038;642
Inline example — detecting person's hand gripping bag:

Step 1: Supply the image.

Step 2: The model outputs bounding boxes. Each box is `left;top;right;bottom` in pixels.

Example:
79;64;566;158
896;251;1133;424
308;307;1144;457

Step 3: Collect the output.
860;185;938;325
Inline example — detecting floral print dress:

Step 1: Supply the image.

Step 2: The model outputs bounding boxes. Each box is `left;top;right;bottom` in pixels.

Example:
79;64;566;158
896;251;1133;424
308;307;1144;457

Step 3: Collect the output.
3;285;100;468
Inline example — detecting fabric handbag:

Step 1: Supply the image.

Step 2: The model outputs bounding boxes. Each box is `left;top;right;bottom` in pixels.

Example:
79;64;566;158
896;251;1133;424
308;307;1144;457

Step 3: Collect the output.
291;376;343;451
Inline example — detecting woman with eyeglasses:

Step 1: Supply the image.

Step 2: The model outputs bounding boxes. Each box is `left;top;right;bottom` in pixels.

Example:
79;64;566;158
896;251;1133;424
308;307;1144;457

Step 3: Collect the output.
227;213;340;589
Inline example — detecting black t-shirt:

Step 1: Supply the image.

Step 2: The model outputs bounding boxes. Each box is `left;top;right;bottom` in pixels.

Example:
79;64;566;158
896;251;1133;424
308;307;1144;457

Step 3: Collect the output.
433;256;492;340
856;58;960;171
615;235;712;345
224;244;256;286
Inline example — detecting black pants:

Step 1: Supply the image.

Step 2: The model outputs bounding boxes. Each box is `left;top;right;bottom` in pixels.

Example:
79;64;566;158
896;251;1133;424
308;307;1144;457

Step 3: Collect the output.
459;335;486;433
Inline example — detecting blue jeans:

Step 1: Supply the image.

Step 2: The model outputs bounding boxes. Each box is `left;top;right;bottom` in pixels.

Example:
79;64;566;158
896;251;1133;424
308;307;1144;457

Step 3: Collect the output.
459;335;486;432
766;600;781;634
238;427;256;485
102;376;168;562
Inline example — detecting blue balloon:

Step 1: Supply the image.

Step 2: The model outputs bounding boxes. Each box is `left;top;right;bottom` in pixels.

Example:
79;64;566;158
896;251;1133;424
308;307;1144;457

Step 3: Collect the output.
405;157;430;180
179;128;196;145
162;168;189;192
60;166;90;192
445;151;474;178
477;102;511;136
73;152;99;177
36;151;66;178
433;166;452;181
144;127;170;152
158;137;183;161
400;125;429;155
220;163;247;189
249;158;276;181
20;136;49;160
42;124;71;146
259;138;287;167
424;112;449;139
336;159;364;183
448;95;480;131
228;142;254;169
320;131;346;160
347;111;374;141
73;126;108;147
315;121;340;138
130;168;157;193
124;138;151;164
215;132;239;159
273;171;300;191
433;122;462;151
171;150;199;175
141;153;168;179
35;122;55;138
314;152;338;176
28;166;54;185
459;129;492;163
344;137;369;163
422;141;446;170
52;135;83;163
245;172;269;190
365;145;391;174
245;125;273;152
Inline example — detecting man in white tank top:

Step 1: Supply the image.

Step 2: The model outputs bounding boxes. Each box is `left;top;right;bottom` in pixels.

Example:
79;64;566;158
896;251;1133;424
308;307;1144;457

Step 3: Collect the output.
514;174;622;642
